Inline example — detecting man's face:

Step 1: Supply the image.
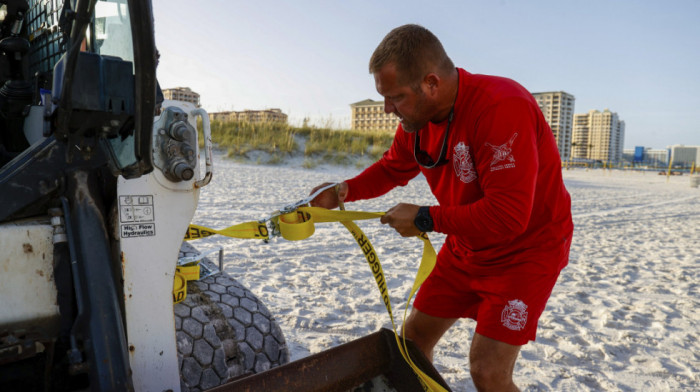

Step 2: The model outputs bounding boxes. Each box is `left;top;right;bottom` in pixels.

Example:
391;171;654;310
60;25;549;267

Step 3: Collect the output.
374;63;434;133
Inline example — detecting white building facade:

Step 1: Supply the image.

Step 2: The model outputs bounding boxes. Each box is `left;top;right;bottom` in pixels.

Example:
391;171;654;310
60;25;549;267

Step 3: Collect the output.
668;145;700;168
623;147;670;167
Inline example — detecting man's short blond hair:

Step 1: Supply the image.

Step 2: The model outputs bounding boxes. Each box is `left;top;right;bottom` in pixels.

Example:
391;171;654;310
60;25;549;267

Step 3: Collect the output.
369;24;454;88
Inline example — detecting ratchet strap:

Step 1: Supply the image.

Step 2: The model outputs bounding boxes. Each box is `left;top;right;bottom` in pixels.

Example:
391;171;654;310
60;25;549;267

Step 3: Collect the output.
186;207;448;391
185;221;269;240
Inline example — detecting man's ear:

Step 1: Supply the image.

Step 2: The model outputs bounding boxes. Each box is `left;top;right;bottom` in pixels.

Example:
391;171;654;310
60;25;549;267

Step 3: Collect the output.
423;73;440;96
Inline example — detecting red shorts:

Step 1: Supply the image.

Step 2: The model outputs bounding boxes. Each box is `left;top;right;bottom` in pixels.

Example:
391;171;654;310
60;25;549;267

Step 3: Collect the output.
413;239;569;346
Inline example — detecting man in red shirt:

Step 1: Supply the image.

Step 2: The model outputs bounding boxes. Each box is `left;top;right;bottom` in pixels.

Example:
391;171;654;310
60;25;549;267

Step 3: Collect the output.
312;24;573;391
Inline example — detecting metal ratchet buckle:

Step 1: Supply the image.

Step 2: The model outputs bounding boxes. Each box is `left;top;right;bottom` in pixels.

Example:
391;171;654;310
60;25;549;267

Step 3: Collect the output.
258;182;338;239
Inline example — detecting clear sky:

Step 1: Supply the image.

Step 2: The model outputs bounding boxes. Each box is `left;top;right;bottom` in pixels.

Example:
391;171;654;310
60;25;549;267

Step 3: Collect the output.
151;0;700;149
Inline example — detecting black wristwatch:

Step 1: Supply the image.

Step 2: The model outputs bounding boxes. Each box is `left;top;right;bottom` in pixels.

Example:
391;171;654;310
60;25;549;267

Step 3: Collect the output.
414;206;434;233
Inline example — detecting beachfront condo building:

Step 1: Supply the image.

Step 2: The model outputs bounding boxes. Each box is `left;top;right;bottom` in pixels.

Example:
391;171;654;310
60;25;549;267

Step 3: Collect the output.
209;109;288;124
572;109;626;163
668;145;700;168
162;87;200;107
350;99;399;132
532;91;575;161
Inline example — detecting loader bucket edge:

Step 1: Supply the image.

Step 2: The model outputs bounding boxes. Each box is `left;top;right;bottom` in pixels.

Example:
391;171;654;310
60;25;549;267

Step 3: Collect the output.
210;327;452;392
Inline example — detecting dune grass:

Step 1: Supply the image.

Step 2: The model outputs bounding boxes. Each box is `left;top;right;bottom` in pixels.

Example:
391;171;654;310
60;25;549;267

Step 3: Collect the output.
205;120;394;165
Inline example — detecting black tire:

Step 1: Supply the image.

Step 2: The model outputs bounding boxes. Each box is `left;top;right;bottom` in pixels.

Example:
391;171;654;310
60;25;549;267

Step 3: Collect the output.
174;252;289;391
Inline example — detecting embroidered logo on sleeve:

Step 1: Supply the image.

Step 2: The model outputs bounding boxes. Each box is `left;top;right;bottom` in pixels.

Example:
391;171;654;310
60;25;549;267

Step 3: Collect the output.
485;132;518;172
501;299;528;331
453;142;477;183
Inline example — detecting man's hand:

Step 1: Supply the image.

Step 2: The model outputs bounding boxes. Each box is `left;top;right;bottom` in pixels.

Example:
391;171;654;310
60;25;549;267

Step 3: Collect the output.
309;182;348;209
380;203;421;237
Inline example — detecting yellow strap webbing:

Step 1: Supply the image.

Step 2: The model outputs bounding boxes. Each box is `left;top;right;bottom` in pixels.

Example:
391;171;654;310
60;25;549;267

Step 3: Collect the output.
186;207;448;391
185;221;269;240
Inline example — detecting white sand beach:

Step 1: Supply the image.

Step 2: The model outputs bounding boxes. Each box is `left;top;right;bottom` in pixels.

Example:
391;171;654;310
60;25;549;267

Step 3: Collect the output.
190;151;699;391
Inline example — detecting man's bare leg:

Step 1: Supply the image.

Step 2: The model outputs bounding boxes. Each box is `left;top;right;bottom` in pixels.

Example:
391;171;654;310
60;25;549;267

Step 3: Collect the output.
402;308;457;362
469;333;521;392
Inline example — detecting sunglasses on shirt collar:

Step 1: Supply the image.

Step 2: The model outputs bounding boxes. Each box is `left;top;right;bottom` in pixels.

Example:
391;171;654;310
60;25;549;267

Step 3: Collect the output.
413;107;454;169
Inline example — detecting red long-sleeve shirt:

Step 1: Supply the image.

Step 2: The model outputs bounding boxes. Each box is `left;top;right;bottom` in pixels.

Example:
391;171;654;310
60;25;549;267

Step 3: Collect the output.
345;68;573;274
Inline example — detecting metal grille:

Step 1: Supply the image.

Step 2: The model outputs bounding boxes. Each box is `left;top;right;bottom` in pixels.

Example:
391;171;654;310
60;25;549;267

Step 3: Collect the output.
26;0;66;75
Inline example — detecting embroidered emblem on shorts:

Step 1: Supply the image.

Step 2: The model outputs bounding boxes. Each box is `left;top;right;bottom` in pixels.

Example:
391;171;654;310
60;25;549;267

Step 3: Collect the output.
453;142;477;183
485;133;518;172
501;299;528;331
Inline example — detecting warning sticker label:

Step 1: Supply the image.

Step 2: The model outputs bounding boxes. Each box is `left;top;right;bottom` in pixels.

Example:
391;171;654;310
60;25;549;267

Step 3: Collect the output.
119;195;154;223
119;195;155;238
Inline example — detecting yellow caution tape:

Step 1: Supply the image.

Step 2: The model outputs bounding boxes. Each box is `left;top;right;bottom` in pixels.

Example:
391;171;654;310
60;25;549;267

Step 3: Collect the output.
173;271;187;304
185;207;448;391
176;264;201;281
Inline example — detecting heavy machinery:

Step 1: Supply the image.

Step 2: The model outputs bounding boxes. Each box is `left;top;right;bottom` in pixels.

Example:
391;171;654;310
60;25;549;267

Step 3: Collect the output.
0;1;451;391
0;0;289;390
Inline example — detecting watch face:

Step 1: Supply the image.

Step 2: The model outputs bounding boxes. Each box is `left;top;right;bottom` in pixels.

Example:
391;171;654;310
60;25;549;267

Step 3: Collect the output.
415;211;431;232
414;207;433;232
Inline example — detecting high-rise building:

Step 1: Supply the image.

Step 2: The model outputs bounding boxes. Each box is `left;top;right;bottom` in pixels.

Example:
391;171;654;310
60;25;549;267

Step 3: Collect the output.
209;109;288;124
532;91;575;160
668;145;700;168
571;113;590;159
572;109;625;162
162;87;200;107
350;99;398;132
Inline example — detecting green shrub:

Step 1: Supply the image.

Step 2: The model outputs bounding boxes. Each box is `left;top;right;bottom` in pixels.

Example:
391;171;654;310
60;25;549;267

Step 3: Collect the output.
207;120;394;166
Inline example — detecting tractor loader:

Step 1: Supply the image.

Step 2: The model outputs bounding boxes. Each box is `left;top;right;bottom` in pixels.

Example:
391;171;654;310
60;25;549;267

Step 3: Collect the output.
0;1;451;390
